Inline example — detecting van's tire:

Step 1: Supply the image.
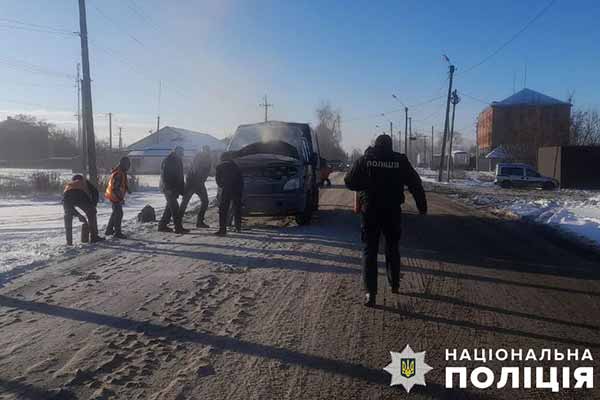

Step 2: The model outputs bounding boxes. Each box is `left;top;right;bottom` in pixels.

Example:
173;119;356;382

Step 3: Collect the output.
295;210;312;225
295;192;314;225
500;180;512;189
542;182;556;191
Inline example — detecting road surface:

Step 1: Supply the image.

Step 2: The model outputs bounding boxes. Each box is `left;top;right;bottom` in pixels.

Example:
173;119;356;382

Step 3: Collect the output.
0;173;598;399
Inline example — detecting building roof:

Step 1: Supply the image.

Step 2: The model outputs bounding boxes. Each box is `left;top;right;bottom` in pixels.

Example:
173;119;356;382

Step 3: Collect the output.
486;146;511;159
127;126;226;152
492;88;570;107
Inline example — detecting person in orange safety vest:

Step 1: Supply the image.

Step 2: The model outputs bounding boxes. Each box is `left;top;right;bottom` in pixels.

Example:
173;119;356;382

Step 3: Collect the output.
104;157;131;239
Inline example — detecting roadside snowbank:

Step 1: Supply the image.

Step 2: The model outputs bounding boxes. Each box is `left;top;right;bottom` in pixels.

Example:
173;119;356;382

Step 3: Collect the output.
419;168;600;248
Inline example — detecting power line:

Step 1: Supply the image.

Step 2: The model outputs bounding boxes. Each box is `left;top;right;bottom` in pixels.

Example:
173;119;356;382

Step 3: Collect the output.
461;0;557;74
0;23;76;36
458;91;490;105
89;1;145;47
125;0;161;31
0;56;74;80
0;18;75;35
409;95;445;109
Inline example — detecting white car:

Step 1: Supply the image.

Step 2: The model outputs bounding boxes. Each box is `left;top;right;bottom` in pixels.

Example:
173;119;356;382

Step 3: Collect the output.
495;163;558;190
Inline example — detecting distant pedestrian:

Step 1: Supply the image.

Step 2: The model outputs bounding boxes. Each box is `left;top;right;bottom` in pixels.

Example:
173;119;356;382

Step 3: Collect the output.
104;156;131;239
320;157;332;187
180;146;212;228
158;146;190;234
63;174;104;245
345;134;427;307
215;151;243;235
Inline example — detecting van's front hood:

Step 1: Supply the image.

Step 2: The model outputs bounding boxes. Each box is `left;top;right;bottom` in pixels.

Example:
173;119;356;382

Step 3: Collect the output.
235;154;302;180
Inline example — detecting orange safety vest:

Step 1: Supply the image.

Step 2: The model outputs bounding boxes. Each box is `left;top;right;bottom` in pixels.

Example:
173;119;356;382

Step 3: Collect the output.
104;168;128;203
64;179;91;198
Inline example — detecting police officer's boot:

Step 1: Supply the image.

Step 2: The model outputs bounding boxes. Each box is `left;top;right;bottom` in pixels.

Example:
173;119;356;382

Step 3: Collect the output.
364;292;375;307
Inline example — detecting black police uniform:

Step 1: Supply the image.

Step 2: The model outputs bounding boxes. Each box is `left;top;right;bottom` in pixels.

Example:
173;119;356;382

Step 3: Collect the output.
345;137;427;298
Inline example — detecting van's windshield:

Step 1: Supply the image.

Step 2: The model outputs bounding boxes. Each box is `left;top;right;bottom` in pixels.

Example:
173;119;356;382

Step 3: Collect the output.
229;125;301;151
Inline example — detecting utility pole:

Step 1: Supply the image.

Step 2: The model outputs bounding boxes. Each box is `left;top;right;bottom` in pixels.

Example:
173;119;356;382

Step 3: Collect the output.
408;117;412;162
119;127;123;150
438;63;456;182
404;107;408;154
108;112;113;150
389;121;393;148
75;63;86;172
78;0;98;184
431;125;434;170
260;95;273;122
446;90;461;181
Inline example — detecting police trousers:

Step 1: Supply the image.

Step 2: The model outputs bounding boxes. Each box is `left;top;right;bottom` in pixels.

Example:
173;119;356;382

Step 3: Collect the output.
361;206;402;295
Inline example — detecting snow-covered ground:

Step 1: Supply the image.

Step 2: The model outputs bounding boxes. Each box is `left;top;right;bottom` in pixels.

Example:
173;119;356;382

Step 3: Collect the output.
0;169;217;273
419;168;600;248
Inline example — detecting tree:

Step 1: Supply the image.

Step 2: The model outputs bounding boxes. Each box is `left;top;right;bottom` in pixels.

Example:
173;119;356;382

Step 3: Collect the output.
348;148;362;164
48;128;78;157
570;108;600;145
315;102;347;161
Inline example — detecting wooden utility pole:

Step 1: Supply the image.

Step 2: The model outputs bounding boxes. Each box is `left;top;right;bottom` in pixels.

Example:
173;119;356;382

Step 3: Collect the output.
438;64;455;182
389;121;393;148
446;90;461;181
260;95;273;122
78;0;98;184
404;107;408;154
108;112;113;150
119;127;123;150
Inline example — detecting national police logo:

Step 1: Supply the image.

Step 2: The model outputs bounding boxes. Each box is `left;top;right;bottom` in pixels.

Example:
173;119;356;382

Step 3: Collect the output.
401;358;416;378
384;344;433;392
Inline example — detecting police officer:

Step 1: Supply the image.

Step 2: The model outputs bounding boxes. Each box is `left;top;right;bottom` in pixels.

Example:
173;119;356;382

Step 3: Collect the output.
215;151;243;235
158;146;189;234
180;146;212;228
104;156;131;238
63;174;104;245
345;134;427;306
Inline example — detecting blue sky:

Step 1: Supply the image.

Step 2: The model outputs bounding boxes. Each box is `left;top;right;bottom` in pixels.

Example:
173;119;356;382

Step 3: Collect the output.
1;0;599;151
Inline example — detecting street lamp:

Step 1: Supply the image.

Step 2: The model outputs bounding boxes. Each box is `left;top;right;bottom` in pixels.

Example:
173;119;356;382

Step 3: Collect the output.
391;95;407;153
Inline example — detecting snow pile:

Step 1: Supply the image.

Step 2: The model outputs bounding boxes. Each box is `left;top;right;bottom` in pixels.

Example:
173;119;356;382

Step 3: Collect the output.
418;168;600;248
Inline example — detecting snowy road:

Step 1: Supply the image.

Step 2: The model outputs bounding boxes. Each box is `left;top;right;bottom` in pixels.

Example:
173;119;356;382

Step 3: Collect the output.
0;173;598;399
0;173;217;273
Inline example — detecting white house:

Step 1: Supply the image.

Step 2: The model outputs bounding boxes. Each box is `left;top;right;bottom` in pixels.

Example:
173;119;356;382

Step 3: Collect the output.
127;126;226;173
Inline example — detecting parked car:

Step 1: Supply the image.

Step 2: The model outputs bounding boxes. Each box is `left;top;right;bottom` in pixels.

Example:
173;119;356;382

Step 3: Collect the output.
494;163;558;190
226;121;320;225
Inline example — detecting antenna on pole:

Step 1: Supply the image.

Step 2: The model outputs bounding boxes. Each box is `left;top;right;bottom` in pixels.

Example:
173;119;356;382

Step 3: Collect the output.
156;80;161;143
259;95;273;122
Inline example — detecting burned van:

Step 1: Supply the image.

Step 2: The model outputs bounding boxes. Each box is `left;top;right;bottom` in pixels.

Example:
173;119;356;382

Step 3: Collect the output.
226;121;320;225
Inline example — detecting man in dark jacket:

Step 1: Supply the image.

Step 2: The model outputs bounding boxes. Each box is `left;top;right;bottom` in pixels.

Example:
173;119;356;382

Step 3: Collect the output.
345;134;427;306
63;174;104;245
158;146;189;234
215;151;244;235
180;146;212;228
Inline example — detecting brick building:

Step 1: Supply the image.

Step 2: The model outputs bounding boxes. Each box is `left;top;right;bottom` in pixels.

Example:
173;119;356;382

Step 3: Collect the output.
476;88;571;165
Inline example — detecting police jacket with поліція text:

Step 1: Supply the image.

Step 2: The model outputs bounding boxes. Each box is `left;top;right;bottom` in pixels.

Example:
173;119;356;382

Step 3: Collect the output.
344;145;427;214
